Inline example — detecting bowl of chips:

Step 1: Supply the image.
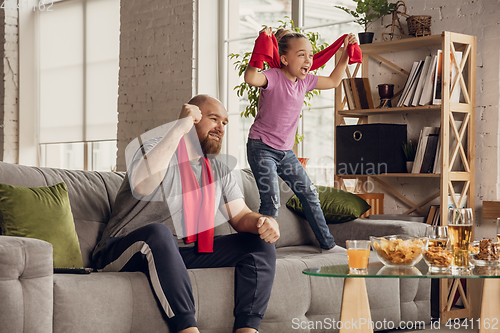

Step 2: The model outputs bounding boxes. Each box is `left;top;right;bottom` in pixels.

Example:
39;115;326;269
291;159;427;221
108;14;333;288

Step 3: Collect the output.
370;235;427;267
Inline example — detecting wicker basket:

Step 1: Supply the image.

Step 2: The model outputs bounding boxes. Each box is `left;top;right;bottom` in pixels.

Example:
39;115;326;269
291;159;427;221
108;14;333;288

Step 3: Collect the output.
407;15;432;37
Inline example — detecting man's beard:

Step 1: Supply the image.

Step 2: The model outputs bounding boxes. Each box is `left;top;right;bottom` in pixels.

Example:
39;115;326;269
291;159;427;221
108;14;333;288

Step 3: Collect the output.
200;132;222;155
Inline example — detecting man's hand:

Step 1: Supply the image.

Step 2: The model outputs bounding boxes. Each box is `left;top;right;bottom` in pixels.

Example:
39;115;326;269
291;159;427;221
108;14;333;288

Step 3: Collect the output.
177;103;202;133
257;216;280;243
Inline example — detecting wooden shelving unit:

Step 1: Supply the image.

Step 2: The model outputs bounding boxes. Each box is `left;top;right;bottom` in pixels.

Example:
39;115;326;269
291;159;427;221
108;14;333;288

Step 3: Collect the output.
334;31;477;322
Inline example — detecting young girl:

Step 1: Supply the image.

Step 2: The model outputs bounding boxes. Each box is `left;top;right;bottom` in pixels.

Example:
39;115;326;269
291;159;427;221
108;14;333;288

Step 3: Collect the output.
245;27;358;252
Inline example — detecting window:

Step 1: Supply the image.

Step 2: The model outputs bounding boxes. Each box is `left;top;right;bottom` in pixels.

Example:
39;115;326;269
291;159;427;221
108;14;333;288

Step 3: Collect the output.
20;0;120;171
223;0;361;185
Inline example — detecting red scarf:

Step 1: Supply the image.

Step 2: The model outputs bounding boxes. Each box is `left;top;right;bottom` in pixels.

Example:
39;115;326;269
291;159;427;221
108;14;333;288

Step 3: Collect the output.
177;138;215;253
249;32;362;70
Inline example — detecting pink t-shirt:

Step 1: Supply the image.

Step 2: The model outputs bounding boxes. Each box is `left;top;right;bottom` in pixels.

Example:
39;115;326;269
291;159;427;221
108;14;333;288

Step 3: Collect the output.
248;67;318;151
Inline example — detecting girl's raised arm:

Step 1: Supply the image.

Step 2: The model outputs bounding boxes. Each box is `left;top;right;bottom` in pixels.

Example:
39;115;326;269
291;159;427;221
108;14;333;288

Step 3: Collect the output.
244;65;268;88
315;33;357;90
244;27;273;88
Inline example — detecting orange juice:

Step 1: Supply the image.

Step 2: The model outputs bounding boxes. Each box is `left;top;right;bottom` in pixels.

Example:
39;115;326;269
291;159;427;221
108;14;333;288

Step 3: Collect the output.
347;249;370;269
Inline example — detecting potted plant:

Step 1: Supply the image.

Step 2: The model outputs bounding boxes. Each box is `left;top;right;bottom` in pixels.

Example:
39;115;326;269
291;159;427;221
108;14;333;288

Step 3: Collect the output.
335;0;395;44
402;139;418;173
229;17;326;145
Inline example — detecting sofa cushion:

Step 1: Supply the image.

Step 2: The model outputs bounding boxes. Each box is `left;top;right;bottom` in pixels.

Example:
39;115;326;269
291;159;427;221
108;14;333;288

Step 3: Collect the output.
286;185;371;224
0;182;83;268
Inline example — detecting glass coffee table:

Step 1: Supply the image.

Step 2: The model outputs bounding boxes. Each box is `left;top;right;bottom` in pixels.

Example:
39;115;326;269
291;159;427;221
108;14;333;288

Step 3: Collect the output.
303;260;500;333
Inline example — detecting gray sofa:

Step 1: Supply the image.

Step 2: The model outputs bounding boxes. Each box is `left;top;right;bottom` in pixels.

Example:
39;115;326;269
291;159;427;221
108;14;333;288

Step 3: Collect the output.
0;161;431;333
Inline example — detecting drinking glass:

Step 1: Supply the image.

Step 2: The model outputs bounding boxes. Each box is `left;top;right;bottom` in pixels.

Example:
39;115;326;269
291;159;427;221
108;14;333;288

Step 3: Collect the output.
425;225;449;248
448;208;473;273
424;225;451;272
346;240;371;274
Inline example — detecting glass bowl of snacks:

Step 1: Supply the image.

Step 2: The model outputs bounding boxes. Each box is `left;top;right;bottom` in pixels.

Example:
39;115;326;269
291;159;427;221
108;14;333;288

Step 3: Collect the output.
469;239;500;267
422;225;451;272
470;239;500;276
423;246;452;272
370;235;428;267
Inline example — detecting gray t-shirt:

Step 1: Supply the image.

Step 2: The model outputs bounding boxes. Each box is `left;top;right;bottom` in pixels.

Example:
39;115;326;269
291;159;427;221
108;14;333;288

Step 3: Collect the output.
92;137;243;263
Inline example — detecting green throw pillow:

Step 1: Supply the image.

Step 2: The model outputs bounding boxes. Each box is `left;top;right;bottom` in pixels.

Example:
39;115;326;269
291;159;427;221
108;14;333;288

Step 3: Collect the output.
286;185;371;224
0;182;83;268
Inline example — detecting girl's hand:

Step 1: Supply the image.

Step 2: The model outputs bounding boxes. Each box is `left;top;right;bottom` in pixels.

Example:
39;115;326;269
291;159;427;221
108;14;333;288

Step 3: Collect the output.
344;33;358;47
259;26;273;36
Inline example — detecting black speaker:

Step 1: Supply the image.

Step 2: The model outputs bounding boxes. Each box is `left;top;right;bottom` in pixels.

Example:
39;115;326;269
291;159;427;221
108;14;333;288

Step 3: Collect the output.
336;124;407;175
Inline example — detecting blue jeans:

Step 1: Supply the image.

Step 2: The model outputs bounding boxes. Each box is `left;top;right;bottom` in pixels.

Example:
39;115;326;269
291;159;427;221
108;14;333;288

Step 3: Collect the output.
246;138;336;250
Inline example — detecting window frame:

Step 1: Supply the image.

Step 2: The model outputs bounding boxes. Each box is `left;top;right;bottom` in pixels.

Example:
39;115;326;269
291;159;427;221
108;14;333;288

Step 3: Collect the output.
19;0;119;170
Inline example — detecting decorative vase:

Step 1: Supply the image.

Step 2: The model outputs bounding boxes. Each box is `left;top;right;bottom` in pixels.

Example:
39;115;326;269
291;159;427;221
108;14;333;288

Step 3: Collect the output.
358;32;374;44
378;83;394;108
406;161;414;173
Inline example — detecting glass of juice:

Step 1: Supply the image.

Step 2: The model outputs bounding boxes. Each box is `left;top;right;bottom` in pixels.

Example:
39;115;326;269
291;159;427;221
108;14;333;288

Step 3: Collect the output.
346;240;371;274
448;208;473;273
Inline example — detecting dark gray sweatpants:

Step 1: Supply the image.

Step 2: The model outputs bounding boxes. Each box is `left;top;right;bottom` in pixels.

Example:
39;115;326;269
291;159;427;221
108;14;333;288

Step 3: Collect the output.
97;223;276;332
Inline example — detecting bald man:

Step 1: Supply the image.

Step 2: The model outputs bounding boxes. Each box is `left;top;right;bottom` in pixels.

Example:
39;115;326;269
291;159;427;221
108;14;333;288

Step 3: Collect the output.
93;95;279;333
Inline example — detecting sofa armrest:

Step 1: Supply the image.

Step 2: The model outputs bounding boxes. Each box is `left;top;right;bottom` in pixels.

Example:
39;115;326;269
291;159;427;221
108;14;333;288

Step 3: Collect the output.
0;236;54;333
328;218;428;248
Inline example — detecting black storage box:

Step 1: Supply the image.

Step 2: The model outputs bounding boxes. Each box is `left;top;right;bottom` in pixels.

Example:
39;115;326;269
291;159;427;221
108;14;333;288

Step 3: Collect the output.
336;123;407;174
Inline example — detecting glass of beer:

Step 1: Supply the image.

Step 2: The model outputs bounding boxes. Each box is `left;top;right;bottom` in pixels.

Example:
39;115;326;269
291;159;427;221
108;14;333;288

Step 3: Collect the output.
346;240;371;274
448;208;473;273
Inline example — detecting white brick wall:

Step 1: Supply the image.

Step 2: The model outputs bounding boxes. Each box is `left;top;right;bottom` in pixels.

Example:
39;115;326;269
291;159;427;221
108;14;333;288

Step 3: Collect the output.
116;0;196;171
0;9;19;164
370;0;500;237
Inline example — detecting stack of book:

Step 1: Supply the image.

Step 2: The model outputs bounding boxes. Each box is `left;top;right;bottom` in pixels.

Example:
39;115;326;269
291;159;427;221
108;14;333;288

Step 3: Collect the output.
412;126;440;173
411;120;465;174
397;49;463;108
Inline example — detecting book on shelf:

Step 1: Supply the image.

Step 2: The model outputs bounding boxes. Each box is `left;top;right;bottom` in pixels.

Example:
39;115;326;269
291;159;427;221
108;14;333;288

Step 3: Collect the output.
397;61;420;107
343;78;374;110
412;126;440;173
432;50;443;105
420;129;440;173
411;55;433;107
432;132;441;173
342;79;355;110
402;60;424;107
432;49;463;105
419;55;438;106
425;205;440;225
